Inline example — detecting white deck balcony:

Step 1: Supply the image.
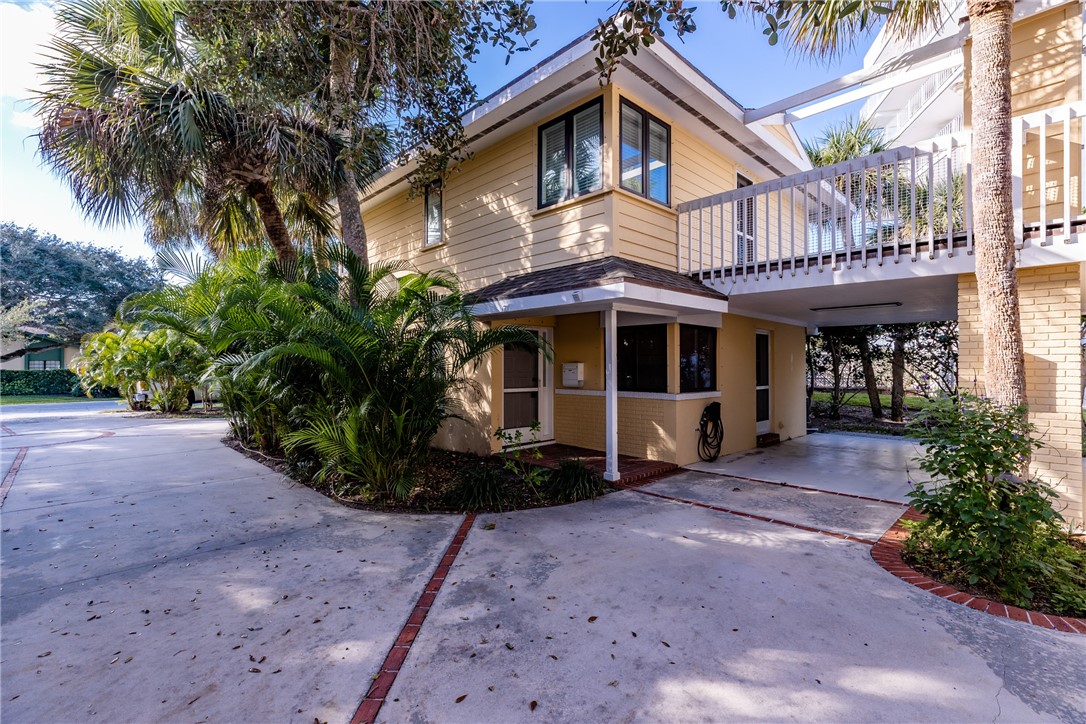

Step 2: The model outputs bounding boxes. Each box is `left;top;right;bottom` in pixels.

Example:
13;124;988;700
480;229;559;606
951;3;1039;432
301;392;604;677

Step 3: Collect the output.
678;102;1086;311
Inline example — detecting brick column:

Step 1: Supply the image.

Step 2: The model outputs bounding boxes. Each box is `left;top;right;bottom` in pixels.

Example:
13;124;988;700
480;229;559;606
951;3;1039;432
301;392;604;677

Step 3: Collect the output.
958;264;1085;524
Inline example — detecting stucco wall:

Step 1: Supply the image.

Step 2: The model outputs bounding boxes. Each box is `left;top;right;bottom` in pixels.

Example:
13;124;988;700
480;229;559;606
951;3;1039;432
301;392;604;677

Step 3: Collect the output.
719;314;808;456
958;263;1085;524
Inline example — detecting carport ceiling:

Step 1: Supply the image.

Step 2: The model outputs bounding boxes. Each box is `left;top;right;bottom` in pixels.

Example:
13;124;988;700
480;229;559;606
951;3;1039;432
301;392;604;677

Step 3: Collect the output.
727;274;958;328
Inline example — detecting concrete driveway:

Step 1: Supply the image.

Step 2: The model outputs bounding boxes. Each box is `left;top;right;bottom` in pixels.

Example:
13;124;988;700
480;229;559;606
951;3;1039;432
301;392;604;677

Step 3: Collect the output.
688;432;925;503
2;414;1083;723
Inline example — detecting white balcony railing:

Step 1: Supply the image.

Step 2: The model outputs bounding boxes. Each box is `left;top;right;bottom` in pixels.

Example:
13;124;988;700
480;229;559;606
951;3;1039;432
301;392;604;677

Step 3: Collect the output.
678;102;1086;285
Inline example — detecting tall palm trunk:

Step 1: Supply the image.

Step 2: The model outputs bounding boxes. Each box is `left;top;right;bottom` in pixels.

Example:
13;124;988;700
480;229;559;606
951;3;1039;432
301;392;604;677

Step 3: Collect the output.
330;40;370;263
246;179;296;263
968;0;1026;410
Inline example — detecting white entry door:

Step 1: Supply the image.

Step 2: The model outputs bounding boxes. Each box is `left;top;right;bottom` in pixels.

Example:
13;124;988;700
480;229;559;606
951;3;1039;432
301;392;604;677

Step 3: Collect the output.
502;329;553;441
755;331;771;435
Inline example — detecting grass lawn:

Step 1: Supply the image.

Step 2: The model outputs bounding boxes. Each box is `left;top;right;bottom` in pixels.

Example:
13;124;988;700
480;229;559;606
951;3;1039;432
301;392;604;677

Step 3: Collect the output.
810;391;933;411
0;395;122;406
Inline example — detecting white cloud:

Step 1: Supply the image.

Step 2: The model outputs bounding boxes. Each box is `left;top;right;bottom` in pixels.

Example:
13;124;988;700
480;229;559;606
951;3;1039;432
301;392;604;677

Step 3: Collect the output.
1;2;55;101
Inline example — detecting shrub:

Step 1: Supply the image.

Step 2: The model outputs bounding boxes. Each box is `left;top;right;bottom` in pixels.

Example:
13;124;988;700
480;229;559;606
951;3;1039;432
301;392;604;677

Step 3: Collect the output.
0;369;81;396
445;462;512;512
71;326;208;412
905;393;1067;607
129;245;547;500
547;459;608;503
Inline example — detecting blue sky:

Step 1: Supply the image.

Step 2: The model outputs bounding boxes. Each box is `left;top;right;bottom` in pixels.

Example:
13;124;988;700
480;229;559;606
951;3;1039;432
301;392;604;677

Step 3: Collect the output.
0;0;877;260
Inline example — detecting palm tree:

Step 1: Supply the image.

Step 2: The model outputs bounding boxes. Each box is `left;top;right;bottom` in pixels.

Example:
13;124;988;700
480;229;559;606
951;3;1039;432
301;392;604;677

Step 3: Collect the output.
35;0;338;262
129;243;544;500
596;0;1027;410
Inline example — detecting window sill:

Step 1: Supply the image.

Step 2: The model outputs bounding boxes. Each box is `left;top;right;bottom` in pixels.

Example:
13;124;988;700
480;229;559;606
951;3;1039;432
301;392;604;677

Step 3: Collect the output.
420;241;446;252
531;187;610;218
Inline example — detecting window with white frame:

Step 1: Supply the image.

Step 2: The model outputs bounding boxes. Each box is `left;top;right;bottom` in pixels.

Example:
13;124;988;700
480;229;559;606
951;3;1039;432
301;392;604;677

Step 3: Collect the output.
538;99;603;208
424;179;443;247
620;100;670;205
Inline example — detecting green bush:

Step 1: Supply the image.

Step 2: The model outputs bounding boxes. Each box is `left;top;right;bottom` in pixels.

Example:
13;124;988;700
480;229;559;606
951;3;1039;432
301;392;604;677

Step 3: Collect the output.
0;369;80;396
547;459;608;503
71;326;207;412
129;245;547;500
445;462;512;512
905;393;1078;609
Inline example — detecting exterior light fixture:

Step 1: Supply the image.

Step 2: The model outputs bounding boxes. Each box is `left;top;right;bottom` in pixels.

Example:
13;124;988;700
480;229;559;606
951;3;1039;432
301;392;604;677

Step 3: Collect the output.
809;301;903;312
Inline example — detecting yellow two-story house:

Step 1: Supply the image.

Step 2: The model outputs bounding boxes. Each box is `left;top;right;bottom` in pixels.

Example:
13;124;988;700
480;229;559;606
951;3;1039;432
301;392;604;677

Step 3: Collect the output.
363;11;1086;524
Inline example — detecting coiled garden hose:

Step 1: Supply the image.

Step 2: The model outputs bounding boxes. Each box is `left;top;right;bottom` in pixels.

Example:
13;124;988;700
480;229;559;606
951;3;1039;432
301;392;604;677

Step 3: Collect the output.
697;401;723;462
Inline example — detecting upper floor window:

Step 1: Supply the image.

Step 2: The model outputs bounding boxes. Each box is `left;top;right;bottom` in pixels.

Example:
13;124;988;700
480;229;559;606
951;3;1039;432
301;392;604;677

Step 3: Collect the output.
538;99;602;208
620;100;670;205
424;179;443;247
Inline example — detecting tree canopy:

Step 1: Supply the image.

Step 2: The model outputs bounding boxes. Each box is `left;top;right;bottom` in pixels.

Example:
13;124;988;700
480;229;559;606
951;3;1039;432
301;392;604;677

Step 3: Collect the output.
0;223;162;354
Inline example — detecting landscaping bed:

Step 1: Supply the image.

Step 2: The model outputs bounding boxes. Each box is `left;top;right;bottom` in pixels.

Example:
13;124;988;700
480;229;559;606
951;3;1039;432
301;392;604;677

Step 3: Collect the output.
902;523;1086;618
224;439;613;514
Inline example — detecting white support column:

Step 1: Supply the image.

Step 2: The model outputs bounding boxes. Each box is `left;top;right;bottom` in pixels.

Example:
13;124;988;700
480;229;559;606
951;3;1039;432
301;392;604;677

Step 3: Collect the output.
603;306;620;483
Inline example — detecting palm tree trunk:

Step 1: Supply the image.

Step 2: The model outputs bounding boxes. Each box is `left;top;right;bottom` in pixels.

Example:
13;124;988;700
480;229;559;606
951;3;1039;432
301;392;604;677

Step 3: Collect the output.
968;0;1026;410
246;179;296;263
335;168;369;261
330;39;369;262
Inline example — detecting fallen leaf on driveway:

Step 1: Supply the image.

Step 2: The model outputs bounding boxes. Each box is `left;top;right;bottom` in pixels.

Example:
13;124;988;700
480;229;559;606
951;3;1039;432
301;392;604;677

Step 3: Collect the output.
661;641;670;647
455;695;467;703
37;652;51;658
529;701;538;711
587;616;597;623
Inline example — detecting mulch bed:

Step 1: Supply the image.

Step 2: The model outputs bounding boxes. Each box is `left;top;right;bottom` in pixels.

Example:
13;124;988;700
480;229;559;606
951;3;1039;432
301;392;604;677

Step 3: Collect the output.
222;438;612;513
809;406;915;436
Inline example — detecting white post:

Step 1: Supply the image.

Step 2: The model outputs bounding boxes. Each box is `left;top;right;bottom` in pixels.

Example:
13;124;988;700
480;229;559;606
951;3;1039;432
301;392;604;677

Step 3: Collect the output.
603;306;619;483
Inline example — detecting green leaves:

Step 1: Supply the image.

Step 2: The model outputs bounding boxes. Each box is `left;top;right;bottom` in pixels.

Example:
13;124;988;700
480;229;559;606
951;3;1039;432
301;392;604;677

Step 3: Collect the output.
904;393;1066;607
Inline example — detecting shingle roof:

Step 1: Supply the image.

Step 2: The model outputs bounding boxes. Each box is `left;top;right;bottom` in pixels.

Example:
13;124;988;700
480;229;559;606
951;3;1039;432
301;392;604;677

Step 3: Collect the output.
470;256;727;303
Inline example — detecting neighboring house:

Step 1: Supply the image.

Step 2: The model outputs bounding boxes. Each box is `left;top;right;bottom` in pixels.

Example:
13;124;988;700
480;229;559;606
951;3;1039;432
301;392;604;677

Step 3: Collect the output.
0;329;79;372
361;9;1086;524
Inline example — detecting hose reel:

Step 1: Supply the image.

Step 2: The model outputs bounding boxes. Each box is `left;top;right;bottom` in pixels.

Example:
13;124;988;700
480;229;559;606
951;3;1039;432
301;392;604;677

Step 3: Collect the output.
697;401;723;462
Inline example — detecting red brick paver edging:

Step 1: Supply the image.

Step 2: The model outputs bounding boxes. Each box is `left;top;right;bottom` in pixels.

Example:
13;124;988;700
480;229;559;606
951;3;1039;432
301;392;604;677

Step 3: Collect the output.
1;447;28;508
351;514;477;724
872;509;1086;635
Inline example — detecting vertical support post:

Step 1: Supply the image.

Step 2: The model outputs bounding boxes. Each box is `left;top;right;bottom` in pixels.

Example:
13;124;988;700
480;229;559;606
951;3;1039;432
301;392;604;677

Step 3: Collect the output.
1012;117;1025;250
1062;112;1071;243
1039;112;1048;245
603;306;619;483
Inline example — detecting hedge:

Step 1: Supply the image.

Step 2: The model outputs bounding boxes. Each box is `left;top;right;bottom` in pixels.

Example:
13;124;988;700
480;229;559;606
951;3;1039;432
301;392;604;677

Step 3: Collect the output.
0;369;82;396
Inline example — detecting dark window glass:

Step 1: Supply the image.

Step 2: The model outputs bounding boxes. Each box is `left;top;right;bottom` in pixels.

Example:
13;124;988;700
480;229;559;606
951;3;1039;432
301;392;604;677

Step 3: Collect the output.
679;325;717;393
424;180;442;247
538;100;602;208
755;333;770;388
618;325;667;392
620;104;644;194
619;100;670;205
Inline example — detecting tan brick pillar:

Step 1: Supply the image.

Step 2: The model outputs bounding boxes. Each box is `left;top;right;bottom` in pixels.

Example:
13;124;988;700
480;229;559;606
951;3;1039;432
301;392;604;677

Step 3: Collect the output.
958;264;1085;525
